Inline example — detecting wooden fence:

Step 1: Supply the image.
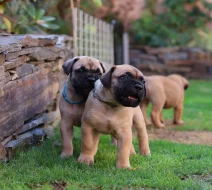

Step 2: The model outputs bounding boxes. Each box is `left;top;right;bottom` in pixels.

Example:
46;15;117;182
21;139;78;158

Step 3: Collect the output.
73;8;114;70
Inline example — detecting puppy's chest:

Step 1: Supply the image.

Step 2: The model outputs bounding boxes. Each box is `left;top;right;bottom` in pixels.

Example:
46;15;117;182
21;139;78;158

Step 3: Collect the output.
88;109;132;134
65;104;85;126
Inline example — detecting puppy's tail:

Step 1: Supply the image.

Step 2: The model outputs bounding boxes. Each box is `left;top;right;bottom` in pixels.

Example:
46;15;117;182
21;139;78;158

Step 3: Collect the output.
182;77;189;90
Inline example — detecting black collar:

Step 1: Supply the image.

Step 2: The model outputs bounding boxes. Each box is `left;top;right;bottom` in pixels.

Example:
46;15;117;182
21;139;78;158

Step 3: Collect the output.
93;89;117;108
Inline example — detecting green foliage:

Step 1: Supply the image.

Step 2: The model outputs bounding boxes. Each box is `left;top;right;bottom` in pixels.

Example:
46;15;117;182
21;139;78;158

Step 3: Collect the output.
131;0;212;48
189;30;212;50
93;0;103;8
0;0;59;34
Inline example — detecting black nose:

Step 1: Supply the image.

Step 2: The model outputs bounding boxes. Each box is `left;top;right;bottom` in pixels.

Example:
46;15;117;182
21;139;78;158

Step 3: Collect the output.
87;77;96;83
135;84;143;91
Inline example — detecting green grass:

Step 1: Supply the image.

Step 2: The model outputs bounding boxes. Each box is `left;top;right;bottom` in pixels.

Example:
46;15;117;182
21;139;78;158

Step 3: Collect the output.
147;80;212;131
0;80;212;189
0;128;212;190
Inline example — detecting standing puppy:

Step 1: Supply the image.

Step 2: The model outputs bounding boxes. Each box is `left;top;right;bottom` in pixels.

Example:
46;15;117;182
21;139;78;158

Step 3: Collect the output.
140;74;189;128
78;65;150;168
60;56;105;158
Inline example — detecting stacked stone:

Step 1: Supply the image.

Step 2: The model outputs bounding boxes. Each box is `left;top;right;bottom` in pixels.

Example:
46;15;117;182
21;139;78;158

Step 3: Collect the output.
130;46;212;78
0;34;72;161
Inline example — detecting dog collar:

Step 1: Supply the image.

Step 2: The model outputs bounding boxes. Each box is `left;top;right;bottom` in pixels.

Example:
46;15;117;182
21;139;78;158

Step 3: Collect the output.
93;89;117;108
62;83;86;105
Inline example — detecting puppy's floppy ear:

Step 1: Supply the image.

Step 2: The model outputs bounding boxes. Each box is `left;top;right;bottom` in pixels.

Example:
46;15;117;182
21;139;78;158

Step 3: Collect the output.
99;61;106;73
143;80;146;98
62;56;80;75
100;65;116;88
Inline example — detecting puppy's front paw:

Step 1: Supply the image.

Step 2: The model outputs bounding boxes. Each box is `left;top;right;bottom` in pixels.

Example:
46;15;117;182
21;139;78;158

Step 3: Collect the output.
156;123;165;128
78;154;94;165
174;120;184;125
60;151;73;159
130;146;136;156
130;150;136;156
140;149;151;156
116;163;131;169
145;120;152;126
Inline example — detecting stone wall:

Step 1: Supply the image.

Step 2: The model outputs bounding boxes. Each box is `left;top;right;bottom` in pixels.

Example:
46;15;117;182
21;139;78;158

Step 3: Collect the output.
0;34;73;161
130;46;212;78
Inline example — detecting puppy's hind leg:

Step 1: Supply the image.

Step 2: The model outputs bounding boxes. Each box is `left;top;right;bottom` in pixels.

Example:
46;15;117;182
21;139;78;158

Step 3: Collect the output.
160;111;164;124
174;103;184;125
111;136;117;146
151;104;165;128
140;98;152;126
60;118;74;158
78;122;100;165
130;143;136;155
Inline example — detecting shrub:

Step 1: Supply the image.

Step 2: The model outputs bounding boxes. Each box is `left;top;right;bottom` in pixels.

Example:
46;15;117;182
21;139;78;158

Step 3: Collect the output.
131;0;212;48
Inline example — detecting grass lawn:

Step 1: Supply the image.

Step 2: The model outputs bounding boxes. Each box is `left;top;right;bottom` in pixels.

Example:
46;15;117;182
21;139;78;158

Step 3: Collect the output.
148;80;212;131
0;80;211;189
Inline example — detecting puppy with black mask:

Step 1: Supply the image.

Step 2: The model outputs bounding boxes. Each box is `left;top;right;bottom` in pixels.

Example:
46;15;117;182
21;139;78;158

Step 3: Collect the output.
59;56;105;158
78;65;150;168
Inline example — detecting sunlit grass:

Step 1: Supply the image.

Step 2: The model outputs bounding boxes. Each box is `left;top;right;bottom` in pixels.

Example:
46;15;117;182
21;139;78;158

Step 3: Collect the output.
0;128;212;189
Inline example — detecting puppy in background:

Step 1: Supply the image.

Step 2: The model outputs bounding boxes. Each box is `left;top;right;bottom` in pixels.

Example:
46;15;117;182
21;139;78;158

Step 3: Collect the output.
60;56;105;158
140;74;189;128
78;65;150;168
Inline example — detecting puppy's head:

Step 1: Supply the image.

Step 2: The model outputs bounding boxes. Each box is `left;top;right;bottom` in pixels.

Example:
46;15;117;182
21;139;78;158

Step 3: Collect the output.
63;56;105;98
100;65;146;107
169;74;189;90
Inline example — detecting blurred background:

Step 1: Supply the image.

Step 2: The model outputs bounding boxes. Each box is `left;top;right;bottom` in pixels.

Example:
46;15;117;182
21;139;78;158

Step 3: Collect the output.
0;0;212;78
0;0;212;48
1;0;212;78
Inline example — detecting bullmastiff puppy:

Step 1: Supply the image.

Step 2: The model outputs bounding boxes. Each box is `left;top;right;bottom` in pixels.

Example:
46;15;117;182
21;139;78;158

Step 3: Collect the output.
78;65;151;168
140;74;189;128
60;56;105;158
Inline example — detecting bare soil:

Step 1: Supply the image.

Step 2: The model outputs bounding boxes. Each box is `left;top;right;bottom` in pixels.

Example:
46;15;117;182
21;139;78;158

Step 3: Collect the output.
147;127;212;146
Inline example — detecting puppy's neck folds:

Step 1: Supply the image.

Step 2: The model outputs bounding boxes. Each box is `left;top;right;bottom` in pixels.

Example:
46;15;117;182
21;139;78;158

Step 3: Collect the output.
93;80;120;108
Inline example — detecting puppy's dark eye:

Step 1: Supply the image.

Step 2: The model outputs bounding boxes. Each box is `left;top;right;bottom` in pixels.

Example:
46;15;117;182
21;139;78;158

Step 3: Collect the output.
120;74;129;80
140;77;144;82
75;66;86;73
97;73;102;77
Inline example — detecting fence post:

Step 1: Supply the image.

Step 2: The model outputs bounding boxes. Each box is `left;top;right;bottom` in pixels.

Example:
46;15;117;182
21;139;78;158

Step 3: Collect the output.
111;25;114;66
123;32;129;64
73;8;78;56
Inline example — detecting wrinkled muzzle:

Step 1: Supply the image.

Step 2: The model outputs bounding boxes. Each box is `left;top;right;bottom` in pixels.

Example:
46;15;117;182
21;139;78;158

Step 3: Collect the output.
114;80;146;107
72;73;102;98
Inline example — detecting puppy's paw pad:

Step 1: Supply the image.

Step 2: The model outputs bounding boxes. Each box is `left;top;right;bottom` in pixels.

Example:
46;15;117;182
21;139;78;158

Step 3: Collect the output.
78;155;94;165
